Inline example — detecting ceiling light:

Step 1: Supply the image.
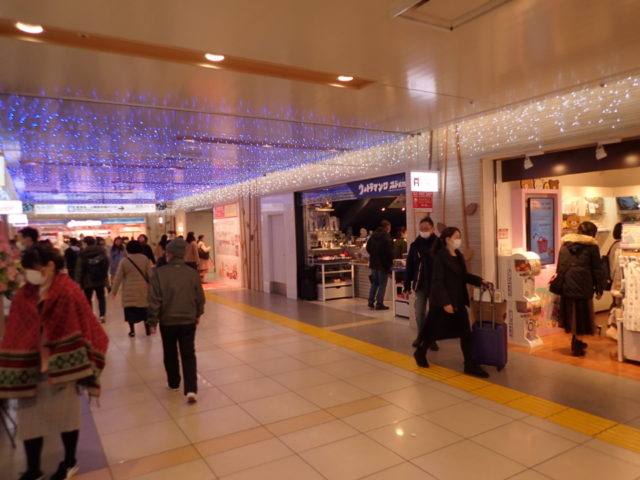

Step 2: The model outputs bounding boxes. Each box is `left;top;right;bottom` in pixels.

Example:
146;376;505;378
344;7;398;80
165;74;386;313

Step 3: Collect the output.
595;144;607;160
263;144;273;148
337;75;354;82
523;155;534;170
15;22;44;34
381;207;386;211
204;53;225;62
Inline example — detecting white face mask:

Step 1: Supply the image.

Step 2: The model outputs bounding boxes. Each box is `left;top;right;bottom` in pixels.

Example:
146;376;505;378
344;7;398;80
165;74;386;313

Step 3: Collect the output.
451;238;462;250
419;231;432;239
16;241;25;251
25;269;46;285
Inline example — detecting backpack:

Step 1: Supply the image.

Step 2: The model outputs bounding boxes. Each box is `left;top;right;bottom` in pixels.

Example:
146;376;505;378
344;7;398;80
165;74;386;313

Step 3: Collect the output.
86;254;108;282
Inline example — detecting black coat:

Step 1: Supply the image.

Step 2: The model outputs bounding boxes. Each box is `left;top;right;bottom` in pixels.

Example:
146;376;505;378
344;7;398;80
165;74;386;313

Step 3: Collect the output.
76;245;110;289
429;248;483;309
422;248;483;340
141;244;156;264
556;234;606;299
366;228;393;272
404;234;437;292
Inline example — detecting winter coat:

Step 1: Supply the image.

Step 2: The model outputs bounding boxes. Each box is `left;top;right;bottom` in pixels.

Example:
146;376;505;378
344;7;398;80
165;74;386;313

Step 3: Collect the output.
555;233;606;299
429;248;483;309
76;245;110;289
197;241;214;271
64;246;80;281
109;247;126;276
184;241;199;264
366;228;393;272
111;253;153;308
404;234;437;293
147;258;205;326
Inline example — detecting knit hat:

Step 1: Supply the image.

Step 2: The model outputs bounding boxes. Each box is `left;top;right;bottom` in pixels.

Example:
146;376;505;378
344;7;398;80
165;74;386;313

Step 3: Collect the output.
166;238;187;258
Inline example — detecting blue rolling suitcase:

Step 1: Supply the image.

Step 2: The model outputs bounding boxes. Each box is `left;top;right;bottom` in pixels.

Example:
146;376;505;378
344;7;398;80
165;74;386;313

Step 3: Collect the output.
472;285;507;371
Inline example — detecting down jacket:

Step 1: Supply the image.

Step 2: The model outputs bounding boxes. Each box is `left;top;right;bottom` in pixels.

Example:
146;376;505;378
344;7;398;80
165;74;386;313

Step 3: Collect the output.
555;233;606;299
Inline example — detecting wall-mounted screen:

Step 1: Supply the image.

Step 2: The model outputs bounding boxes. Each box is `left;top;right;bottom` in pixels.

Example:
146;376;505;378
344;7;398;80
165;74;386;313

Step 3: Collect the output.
527;197;556;265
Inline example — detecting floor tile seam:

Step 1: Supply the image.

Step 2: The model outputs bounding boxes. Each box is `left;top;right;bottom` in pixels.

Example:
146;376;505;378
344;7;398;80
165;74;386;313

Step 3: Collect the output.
418;408;520;440
106;445;209;480
204;292;640;455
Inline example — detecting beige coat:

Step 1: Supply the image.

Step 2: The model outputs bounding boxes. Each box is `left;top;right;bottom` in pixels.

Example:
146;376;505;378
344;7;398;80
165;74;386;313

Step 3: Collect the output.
197;240;214;271
111;253;153;307
184;241;199;263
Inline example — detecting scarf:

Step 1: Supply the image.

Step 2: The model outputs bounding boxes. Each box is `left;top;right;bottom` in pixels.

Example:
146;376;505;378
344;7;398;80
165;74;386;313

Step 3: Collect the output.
0;273;109;398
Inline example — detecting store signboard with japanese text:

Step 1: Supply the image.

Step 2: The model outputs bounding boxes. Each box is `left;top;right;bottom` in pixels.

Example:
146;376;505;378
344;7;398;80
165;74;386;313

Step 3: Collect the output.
411;192;433;209
347;173;406;199
213;203;242;287
526;197;556;265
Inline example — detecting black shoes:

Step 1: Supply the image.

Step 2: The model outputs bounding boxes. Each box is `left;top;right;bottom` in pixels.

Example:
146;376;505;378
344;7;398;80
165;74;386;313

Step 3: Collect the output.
464;363;490;378
571;336;587;356
128;331;135;337
50;461;79;480
375;304;390;310
368;302;375;310
413;347;429;368
429;341;439;351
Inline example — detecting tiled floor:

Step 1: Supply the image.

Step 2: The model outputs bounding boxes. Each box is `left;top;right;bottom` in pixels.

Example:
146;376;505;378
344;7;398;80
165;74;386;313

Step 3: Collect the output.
2;292;640;479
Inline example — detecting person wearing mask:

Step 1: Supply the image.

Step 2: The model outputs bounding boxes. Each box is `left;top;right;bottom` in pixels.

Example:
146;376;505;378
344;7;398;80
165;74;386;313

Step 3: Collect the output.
17;227;39;251
554;221;606;356
413;227;492;378
404;217;439;350
111;240;153;337
196;235;214;283
366;220;393;310
64;238;81;282
147;238;205;404
137;234;156;264
183;232;199;270
0;244;108;480
109;237;126;290
76;237;110;323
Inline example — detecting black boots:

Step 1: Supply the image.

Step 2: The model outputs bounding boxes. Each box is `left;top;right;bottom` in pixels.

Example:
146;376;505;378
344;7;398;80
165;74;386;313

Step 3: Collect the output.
413;345;429;368
464;363;490;378
571;335;587;356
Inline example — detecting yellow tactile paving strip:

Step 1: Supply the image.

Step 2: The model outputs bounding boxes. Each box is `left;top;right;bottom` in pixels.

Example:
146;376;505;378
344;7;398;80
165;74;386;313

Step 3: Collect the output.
206;291;640;454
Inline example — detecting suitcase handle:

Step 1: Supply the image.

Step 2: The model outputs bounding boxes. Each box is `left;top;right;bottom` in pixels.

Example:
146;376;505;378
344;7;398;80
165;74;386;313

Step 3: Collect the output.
476;283;496;329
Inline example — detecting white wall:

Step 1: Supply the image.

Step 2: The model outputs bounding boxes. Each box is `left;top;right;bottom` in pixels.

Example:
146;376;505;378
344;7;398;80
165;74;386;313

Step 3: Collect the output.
260;193;297;299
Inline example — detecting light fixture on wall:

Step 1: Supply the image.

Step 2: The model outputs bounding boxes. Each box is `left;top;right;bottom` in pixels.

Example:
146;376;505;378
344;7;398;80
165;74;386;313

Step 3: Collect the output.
595;143;607;160
523;155;534;170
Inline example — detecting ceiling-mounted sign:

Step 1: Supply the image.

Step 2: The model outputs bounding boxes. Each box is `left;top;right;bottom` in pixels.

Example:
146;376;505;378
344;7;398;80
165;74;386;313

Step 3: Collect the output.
67;220;103;228
410;171;439;192
101;218;146;225
34;204;156;215
0;200;24;215
347;173;406;199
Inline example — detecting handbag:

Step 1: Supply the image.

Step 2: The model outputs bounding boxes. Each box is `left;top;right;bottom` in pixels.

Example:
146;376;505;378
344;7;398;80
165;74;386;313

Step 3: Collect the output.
548;271;564;295
198;248;210;260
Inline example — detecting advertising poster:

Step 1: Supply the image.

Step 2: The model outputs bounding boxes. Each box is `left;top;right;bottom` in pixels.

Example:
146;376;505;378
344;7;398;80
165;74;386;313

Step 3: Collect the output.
527;198;555;265
213;203;242;287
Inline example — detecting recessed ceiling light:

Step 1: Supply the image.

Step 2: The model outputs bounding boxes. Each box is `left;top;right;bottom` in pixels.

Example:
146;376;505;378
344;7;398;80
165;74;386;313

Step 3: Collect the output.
337;75;354;82
204;53;225;62
263;144;273;148
15;22;44;34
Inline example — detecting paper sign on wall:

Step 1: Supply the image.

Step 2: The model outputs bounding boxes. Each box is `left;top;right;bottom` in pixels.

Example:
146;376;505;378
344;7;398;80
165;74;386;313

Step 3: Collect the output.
412;191;433;209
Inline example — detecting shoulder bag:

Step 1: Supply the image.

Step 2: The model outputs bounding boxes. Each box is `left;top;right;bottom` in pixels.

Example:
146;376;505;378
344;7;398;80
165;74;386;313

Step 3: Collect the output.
127;257;149;284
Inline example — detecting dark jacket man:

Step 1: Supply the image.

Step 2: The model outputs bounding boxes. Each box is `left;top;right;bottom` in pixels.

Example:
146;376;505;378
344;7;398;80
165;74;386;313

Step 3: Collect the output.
404;234;438;294
367;227;393;273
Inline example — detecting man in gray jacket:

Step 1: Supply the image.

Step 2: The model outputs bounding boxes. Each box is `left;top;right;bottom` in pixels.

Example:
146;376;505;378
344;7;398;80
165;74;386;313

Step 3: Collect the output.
148;238;205;403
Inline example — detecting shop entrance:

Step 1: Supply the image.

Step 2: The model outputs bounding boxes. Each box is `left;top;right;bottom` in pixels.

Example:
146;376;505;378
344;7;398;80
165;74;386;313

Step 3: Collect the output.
496;138;640;376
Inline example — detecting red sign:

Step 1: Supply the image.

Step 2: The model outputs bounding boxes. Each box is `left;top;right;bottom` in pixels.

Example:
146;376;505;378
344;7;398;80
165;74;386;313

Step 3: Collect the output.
412;191;433;209
214;203;239;219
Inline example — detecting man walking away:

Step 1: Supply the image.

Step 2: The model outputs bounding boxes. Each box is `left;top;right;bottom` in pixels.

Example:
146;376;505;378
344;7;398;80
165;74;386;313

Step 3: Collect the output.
76;236;110;323
148;238;205;404
404;216;439;350
17;227;39;251
366;220;393;310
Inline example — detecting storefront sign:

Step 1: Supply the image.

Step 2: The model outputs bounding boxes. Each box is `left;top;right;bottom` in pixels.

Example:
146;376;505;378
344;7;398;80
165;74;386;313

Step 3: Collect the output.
214;204;239;219
411;191;433;209
102;218;146;225
0;200;24;215
8;213;28;226
347;173;406;199
409;171;439;192
498;228;509;240
34;203;156;215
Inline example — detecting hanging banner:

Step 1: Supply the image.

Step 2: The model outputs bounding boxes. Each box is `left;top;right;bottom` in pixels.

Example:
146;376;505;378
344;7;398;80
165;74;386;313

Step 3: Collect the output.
412;191;433;209
34;204;156;215
300;173;406;205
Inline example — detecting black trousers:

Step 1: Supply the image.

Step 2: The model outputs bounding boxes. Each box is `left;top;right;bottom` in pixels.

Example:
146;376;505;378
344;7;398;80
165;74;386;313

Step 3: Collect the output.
160;323;198;394
84;287;106;316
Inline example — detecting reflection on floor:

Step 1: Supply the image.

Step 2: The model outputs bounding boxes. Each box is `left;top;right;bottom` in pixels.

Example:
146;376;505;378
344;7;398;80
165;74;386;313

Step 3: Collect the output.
2;292;640;479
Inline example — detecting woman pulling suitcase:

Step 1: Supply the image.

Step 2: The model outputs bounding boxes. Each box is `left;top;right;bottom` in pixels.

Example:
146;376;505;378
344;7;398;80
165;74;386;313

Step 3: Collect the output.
413;226;492;378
